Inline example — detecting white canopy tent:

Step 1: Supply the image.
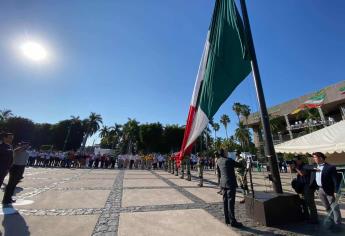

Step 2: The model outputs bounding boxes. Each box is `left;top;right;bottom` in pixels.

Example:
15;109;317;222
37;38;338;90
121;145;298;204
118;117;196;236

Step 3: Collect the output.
275;120;345;155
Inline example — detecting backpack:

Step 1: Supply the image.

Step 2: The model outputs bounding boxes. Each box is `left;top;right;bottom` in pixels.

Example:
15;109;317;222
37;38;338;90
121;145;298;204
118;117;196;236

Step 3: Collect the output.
291;178;305;194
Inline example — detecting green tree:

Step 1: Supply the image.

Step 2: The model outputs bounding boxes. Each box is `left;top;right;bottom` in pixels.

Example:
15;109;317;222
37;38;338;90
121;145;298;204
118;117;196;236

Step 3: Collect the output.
121;118;140;154
240;104;251;124
0;109;13;122
212;123;220;140
232;102;243;123
163;124;184;153
235;122;251;151
220;114;230;139
99;126;110;138
81;112;103;149
139;122;164;153
1;117;35;145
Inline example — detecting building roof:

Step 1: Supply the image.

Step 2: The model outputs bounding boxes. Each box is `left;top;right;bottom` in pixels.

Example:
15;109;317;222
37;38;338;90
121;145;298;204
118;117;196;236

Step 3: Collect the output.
245;80;345;126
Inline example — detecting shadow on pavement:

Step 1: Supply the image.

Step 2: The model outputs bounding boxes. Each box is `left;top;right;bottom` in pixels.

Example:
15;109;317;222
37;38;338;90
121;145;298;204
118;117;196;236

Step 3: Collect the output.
1;206;30;236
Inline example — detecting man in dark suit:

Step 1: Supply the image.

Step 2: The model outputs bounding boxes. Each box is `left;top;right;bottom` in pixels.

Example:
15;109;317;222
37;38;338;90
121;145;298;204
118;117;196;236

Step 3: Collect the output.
217;149;243;228
310;152;342;227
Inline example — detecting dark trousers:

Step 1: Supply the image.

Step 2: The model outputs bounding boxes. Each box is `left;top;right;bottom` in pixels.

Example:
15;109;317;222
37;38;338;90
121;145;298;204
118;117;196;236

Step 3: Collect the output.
3;165;25;203
0;168;10;188
301;187;318;222
223;187;237;224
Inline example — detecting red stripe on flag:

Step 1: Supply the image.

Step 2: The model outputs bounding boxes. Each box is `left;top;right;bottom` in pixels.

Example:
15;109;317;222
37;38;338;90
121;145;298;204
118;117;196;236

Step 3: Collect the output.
176;105;196;167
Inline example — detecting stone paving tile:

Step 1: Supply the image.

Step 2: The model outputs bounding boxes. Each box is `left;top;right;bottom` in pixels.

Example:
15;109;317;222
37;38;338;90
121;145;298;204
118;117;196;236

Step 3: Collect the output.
123;178;169;188
58;179;114;188
0;214;99;236
183;187;222;203
122;188;193;207
18;189;110;209
118;209;238;236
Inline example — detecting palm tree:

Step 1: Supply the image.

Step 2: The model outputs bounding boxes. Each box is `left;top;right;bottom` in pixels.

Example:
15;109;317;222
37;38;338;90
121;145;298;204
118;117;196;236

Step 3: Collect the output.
122;118;139;154
235;122;251;150
212;123;220;140
81;112;103;150
99;126;110;138
232;103;243;123
220;114;230;139
0;109;13;122
63;115;80;151
109;123;123;149
88;112;103;136
240;104;251;124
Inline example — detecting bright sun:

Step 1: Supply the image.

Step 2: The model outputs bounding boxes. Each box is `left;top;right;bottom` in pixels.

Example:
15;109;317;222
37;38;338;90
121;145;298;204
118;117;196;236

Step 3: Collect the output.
21;41;48;61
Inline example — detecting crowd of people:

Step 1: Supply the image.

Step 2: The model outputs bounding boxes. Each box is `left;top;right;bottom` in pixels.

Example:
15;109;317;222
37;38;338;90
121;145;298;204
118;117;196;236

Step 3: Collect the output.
0;131;343;232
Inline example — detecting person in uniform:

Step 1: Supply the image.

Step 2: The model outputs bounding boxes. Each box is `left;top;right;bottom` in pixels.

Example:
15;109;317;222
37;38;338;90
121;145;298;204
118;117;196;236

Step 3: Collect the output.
197;154;204;187
235;151;248;204
0;132;14;190
2;141;30;204
217;149;243;228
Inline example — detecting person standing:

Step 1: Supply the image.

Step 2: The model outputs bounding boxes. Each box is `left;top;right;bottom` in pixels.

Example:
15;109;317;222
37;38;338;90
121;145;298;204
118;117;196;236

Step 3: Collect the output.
217;149;243;228
235;151;248;204
2;142;30;204
293;156;318;224
0;132;14;189
310;152;342;228
197;154;204;187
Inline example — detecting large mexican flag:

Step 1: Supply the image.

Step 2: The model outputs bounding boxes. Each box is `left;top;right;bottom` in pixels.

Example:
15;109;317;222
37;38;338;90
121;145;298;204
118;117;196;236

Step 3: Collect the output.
178;0;252;161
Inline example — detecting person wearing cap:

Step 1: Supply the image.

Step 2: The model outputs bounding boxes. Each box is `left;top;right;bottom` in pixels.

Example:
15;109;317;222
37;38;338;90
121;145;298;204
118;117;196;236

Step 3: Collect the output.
0;132;14;189
217;148;243;228
310;152;342;228
2;141;30;204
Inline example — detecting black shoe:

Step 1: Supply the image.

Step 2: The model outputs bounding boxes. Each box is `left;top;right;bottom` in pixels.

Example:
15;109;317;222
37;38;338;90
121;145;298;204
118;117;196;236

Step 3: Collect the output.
230;221;243;228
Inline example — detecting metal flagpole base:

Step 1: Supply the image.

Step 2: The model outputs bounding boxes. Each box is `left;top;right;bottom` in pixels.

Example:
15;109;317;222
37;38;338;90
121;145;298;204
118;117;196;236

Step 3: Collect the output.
244;192;303;226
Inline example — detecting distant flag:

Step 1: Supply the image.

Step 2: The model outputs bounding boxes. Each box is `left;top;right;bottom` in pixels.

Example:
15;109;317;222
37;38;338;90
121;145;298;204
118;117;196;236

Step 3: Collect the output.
339;86;345;95
291;90;326;114
178;0;251;164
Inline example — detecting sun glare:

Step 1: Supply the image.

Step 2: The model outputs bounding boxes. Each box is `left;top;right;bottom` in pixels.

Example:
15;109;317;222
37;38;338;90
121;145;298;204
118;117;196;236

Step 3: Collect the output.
21;41;48;61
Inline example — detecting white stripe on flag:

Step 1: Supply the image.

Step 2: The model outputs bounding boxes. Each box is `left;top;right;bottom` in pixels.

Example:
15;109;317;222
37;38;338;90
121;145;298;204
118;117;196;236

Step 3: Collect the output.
190;32;210;107
304;99;324;105
185;108;209;150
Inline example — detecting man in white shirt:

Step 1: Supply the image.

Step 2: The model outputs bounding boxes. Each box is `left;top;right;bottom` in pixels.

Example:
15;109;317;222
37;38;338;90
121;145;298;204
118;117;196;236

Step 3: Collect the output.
310;152;342;229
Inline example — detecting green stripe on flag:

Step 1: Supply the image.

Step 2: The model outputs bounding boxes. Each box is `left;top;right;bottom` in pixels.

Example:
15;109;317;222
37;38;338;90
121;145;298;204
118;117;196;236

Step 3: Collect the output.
198;0;251;118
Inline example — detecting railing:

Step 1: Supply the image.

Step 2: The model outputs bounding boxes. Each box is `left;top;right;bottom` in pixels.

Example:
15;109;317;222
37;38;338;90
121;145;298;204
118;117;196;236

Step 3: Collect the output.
288;119;336;131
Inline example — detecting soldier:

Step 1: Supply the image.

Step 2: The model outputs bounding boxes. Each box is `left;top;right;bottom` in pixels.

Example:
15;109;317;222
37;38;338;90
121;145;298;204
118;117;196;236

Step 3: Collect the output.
185;155;192;181
197;154;204;187
180;156;186;179
0;132;14;190
235;151;248;204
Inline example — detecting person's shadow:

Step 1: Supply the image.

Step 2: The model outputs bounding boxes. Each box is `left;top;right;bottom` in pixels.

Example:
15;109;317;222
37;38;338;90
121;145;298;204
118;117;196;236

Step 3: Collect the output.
1;205;30;236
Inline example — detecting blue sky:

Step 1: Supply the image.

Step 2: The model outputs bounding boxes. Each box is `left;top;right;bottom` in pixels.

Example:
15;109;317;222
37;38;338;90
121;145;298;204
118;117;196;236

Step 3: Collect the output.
1;0;345;145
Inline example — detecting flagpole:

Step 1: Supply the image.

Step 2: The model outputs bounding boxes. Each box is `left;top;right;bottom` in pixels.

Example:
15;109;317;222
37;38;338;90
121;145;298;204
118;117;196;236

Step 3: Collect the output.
239;0;283;194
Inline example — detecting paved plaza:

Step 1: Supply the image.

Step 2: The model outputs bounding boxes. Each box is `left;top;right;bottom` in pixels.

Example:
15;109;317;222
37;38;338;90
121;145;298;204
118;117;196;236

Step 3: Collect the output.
0;168;344;236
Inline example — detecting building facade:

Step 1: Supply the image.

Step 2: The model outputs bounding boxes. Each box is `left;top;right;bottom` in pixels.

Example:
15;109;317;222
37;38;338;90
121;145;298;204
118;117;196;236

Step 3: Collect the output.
245;80;345;157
